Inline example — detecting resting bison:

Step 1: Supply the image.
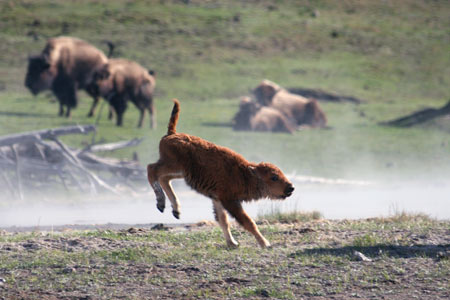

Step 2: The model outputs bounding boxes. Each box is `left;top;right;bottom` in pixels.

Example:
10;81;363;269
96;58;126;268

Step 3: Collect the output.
253;80;327;128
90;58;156;128
24;36;109;118
147;99;294;247
233;97;295;133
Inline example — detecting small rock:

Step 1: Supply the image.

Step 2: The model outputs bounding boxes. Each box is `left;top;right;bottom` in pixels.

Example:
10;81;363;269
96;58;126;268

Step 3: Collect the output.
258;289;270;297
62;267;76;274
195;220;215;227
22;242;40;250
68;239;80;246
298;228;315;234
353;251;372;262
151;224;168;231
330;30;340;38
182;266;200;273
127;227;138;234
0;277;5;285
437;251;449;261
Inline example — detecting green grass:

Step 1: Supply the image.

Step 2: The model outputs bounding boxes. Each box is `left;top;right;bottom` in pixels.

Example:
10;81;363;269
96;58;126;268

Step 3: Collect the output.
1;92;449;183
258;209;322;224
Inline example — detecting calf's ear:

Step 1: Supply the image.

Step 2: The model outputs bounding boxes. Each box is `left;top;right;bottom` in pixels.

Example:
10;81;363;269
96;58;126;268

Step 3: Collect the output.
248;165;257;175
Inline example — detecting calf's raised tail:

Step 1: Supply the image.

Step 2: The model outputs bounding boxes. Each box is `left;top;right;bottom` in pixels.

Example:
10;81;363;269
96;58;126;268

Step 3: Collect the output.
167;99;180;135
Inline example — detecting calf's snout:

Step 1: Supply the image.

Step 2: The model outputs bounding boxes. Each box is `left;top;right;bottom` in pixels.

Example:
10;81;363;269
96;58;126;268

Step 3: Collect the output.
284;185;294;197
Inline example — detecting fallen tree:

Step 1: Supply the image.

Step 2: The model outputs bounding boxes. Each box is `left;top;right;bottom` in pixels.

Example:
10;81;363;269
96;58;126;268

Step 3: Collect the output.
287;87;363;104
0;125;146;200
380;100;450;127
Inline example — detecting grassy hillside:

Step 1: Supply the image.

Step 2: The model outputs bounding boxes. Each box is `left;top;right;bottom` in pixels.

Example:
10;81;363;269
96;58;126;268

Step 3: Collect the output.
0;0;449;182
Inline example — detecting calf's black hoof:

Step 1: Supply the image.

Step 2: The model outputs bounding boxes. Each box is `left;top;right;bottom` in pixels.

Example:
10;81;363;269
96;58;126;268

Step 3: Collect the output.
157;204;165;213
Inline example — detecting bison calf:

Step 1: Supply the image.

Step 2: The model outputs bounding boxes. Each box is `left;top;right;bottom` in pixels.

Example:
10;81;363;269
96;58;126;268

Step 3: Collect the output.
90;59;156;128
147;99;294;248
25;36;108;118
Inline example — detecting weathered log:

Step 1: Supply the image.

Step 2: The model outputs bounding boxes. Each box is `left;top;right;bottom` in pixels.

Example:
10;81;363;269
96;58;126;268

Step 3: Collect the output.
0;125;95;147
0;125;149;198
288;87;363;104
78;151;144;172
47;137;121;195
0;169;17;199
380;100;450;127
83;138;143;153
10;145;24;200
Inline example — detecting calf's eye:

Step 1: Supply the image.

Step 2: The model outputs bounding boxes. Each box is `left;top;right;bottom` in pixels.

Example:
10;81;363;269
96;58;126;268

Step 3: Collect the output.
271;175;279;182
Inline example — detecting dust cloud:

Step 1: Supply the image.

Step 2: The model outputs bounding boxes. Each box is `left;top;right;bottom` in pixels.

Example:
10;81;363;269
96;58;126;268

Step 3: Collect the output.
1;176;449;230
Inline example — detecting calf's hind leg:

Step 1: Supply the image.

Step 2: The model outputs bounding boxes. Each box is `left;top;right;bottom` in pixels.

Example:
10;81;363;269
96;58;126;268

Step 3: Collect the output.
213;200;238;248
223;201;270;248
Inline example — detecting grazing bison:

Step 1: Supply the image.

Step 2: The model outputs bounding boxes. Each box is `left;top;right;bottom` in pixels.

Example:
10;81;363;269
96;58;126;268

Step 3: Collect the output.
233;97;295;133
147;99;294;248
253;80;328;128
90;58;156;128
24;36;109;118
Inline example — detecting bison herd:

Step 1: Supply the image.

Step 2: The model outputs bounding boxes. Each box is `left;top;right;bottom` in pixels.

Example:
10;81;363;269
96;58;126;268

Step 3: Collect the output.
25;36;327;132
25;36;156;128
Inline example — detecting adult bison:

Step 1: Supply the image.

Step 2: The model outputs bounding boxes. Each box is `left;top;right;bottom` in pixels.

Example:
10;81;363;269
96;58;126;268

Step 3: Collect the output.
24;36;110;118
253;80;328;128
232;97;295;133
89;58;156;128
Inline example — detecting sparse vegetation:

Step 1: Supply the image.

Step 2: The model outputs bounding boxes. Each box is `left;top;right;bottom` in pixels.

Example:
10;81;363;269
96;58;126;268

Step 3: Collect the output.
258;209;322;224
1;213;449;299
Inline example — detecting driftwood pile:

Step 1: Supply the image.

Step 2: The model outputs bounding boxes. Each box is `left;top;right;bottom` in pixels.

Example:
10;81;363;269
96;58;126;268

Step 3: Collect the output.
0;125;147;200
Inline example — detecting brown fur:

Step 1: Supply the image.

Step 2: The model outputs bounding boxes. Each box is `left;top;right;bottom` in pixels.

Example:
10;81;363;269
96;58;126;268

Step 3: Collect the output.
147;99;294;248
24;36;108;118
233;97;295;133
251;106;296;133
253;80;328;128
90;58;156;128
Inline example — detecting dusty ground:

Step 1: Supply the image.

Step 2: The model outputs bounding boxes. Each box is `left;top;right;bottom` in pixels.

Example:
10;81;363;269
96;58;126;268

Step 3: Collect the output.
0;215;449;299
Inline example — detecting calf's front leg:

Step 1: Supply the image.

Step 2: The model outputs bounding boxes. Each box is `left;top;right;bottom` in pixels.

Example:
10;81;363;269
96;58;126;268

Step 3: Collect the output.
159;175;182;219
147;164;166;213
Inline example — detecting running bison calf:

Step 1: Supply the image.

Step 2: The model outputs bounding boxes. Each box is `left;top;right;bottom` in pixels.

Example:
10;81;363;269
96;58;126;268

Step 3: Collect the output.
24;36;108;118
90;58;156;128
147;99;294;248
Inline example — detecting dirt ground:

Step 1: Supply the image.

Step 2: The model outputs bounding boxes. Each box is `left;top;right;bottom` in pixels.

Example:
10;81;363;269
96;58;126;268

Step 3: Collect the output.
0;217;449;300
